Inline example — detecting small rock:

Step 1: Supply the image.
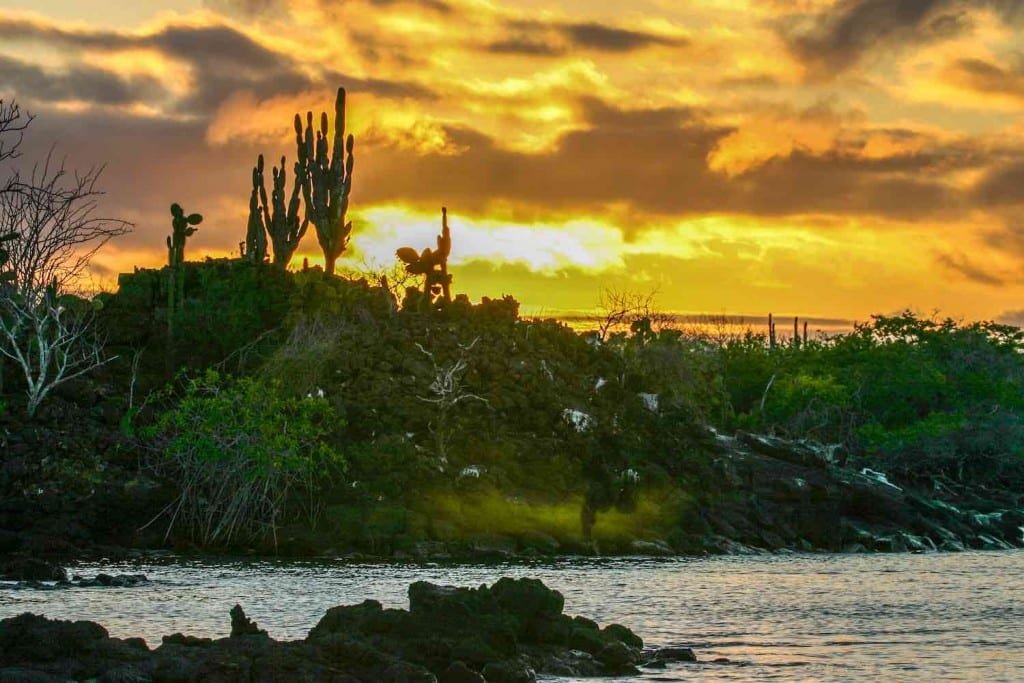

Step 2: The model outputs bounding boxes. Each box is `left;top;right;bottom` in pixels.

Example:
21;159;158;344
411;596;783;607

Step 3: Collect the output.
654;646;697;662
230;604;266;637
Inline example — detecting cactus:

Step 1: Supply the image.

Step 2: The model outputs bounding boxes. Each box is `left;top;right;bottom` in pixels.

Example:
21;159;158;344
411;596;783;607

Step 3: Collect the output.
295;87;354;276
167;203;202;268
244;159;269;264
248;154;308;269
166;203;202;332
768;313;777;351
0;231;15;287
396;207;454;304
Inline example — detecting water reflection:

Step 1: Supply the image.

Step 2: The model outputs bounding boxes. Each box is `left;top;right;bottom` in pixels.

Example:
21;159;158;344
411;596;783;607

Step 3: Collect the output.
2;552;1022;681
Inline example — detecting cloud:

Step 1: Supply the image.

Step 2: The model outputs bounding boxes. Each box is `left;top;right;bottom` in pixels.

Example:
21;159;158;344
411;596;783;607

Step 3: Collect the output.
0;15;434;116
779;0;1023;77
945;55;1024;102
974;160;1024;205
487;19;686;56
354;98;975;222
0;53;167;107
936;251;1005;285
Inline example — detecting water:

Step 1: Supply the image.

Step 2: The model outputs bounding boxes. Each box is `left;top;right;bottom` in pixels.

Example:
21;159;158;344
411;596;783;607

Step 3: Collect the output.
2;551;1022;681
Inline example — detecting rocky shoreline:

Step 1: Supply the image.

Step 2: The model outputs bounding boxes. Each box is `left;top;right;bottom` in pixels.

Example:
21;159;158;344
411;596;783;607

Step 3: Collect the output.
0;577;697;682
2;395;1022;567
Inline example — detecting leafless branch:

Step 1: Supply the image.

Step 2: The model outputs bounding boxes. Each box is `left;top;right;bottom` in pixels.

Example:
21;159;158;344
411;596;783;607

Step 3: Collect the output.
415;337;487;462
0;100;32;168
595;287;672;342
0;106;131;416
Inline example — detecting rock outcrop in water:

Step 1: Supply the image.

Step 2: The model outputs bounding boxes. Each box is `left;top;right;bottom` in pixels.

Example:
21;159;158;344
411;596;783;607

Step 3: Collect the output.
0;578;693;682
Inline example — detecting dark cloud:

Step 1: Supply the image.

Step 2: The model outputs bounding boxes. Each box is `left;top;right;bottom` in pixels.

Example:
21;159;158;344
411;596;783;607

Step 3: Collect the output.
562;22;684;52
0;53;166;106
487;20;685;56
936;252;1005;286
354;98;972;222
0;16;435;114
0;18;310;113
974;161;1024;206
947;56;1024;100
203;0;283;16
365;0;452;12
207;0;452;16
487;38;565;57
780;0;1022;76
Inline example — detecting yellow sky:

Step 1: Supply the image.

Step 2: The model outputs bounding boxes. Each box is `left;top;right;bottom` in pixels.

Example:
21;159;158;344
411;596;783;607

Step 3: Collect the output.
2;0;1024;323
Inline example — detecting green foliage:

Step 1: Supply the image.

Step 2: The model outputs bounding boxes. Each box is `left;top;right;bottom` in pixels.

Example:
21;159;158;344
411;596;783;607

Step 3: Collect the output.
147;371;344;546
721;311;1024;485
91;258;1024;550
170;260;293;369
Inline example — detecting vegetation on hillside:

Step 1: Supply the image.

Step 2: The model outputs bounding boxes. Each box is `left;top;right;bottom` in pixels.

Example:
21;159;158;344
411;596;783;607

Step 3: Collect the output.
2;90;1023;555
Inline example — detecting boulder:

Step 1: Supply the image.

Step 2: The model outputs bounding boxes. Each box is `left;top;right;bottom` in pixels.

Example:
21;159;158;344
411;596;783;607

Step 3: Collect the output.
481;657;536;683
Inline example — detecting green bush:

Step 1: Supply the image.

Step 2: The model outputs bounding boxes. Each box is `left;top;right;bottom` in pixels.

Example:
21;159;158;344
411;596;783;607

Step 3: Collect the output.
147;371;344;547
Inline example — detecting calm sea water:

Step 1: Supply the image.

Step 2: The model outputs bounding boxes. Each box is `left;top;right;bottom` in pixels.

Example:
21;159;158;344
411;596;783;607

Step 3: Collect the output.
2;552;1022;681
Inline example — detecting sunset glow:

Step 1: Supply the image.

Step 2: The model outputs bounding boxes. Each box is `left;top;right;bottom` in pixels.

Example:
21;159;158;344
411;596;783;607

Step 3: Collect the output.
2;0;1024;323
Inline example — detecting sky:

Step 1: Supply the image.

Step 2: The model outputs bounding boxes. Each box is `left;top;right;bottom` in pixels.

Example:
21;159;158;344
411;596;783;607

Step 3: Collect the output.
1;0;1024;324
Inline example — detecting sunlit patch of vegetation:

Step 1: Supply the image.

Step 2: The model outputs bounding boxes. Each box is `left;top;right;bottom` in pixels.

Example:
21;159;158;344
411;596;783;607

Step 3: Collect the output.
425;488;686;546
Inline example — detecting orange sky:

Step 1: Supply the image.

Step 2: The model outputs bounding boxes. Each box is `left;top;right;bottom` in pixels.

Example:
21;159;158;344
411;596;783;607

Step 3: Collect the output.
1;0;1024;324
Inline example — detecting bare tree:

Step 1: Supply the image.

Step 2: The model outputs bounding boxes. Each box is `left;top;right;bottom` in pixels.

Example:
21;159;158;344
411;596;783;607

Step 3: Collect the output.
415;337;488;464
0;101;131;416
594;287;673;342
341;257;418;310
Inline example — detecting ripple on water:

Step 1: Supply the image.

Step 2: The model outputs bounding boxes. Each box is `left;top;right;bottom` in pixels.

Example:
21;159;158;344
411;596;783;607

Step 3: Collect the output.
1;552;1023;681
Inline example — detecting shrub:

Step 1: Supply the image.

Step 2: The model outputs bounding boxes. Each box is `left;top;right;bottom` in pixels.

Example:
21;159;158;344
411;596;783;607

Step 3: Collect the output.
147;371;344;547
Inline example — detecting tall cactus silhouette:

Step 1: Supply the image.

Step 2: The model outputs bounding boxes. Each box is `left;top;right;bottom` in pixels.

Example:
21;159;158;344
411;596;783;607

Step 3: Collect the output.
396;206;453;303
244;159;269;264
248;154;307;269
295;87;354;276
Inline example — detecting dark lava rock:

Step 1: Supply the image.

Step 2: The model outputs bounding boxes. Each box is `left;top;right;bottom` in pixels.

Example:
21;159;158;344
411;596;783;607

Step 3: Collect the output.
603;623;643;649
481;657;536;683
596;641;640;673
229;604;267;638
0;578;651;682
652;646;698;662
73;573;149;588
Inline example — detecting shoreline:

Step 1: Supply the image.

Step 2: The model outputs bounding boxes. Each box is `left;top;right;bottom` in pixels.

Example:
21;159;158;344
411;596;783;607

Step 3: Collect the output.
0;577;696;682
